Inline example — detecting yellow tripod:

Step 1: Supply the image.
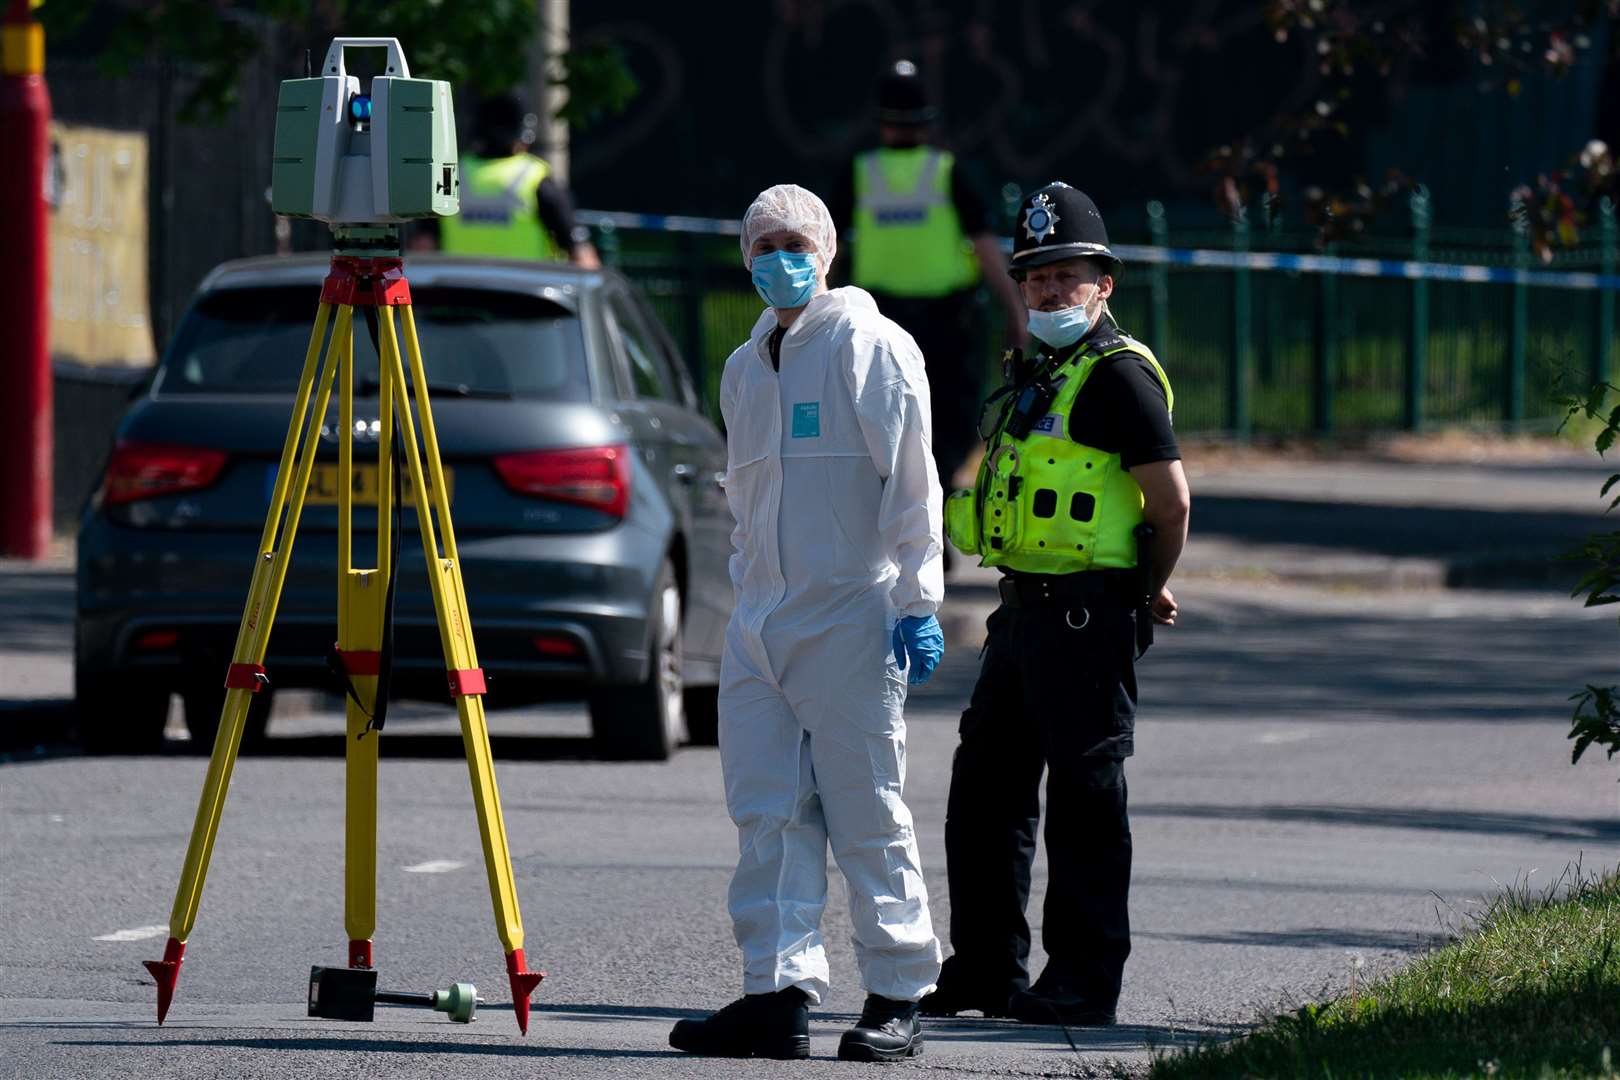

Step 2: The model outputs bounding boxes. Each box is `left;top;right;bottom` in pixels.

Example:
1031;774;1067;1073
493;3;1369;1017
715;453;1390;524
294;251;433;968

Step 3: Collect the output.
144;247;544;1033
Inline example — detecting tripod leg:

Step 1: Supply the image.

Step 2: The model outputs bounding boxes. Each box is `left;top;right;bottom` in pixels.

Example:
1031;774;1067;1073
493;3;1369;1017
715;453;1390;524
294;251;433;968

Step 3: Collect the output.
379;304;544;1033
145;302;348;1024
335;321;384;970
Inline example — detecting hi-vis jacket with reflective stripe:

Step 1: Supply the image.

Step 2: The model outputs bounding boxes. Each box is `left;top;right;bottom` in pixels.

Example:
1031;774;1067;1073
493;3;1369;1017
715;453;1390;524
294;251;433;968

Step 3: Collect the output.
851;146;979;297
439;154;563;260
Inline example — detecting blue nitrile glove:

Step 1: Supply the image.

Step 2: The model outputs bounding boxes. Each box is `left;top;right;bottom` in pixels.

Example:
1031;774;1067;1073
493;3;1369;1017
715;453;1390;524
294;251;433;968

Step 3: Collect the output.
891;615;944;685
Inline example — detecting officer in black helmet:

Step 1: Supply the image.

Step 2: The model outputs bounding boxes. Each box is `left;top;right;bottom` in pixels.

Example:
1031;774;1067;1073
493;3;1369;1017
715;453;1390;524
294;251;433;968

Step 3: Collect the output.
421;93;601;268
922;183;1190;1027
830;60;1028;498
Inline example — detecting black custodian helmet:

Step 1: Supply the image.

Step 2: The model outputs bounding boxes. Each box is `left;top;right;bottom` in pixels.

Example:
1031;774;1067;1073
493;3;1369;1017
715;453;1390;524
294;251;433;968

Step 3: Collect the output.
1009;182;1120;276
878;59;937;125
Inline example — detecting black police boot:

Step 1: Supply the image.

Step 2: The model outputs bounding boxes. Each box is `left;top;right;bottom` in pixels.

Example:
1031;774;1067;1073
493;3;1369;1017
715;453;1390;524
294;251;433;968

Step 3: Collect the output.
918;956;1020;1018
918;978;1017;1018
1007;972;1116;1027
668;987;810;1059
837;993;924;1062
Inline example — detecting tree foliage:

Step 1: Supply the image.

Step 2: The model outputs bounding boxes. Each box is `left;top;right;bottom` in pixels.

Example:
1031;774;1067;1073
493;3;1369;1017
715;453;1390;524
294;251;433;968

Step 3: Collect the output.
37;0;634;128
1203;1;1620;249
1558;382;1620;776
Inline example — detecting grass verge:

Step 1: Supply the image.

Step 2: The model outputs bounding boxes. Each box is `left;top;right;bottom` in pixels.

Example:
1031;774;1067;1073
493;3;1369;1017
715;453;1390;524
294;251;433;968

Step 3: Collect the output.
1150;865;1620;1079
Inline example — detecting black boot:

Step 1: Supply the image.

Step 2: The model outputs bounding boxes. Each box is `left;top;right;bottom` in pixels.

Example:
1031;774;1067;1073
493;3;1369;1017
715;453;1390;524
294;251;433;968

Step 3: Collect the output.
918;979;1016;1019
669;987;810;1059
918;956;1021;1018
1007;972;1116;1027
837;994;923;1062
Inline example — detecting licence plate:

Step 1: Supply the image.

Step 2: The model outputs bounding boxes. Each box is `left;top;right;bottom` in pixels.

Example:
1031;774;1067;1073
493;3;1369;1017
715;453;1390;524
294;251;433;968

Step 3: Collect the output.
300;463;455;507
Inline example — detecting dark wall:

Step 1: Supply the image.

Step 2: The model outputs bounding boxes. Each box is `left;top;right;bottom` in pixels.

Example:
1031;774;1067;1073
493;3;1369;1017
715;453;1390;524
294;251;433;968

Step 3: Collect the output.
569;0;1612;235
47;42;293;355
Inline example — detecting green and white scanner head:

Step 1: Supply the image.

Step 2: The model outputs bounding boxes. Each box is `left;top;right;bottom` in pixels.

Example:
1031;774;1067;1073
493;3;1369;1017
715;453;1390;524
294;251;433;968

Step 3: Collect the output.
270;37;459;225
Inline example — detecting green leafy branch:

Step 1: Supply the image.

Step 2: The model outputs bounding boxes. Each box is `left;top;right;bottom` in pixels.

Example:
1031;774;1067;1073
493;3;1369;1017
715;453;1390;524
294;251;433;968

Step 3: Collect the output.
38;0;634;129
1557;380;1620;772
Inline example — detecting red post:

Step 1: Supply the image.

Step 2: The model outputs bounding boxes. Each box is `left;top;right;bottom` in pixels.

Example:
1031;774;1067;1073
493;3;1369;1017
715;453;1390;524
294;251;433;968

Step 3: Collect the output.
0;0;51;558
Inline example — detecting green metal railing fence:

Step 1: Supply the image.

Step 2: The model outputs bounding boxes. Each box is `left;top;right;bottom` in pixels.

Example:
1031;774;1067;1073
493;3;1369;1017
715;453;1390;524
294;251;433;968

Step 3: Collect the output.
581;194;1619;439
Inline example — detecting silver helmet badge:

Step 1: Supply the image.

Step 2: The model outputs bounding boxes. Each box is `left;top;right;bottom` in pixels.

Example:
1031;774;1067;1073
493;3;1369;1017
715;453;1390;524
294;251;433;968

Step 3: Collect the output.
1022;194;1060;244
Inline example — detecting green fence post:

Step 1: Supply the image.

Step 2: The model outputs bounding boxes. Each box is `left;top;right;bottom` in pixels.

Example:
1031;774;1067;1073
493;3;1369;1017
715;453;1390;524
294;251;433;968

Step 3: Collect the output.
1597;196;1616;388
1406;185;1431;431
1258;192;1281;384
1230;206;1252;440
596;218;621;269
1314;246;1337;435
1146;200;1170;360
1508;218;1528;427
677;230;706;391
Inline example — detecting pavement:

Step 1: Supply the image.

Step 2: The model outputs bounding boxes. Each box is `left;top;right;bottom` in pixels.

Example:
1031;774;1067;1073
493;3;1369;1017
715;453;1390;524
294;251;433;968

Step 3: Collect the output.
2;446;1618;1078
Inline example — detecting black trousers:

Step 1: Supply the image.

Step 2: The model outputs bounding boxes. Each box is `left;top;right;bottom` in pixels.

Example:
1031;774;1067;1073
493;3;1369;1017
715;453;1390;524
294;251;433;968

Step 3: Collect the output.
942;594;1138;1004
867;289;986;488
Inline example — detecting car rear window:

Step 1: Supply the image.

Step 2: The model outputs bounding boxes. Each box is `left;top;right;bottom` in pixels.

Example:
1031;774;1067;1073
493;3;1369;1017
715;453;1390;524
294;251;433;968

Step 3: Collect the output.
156;286;589;400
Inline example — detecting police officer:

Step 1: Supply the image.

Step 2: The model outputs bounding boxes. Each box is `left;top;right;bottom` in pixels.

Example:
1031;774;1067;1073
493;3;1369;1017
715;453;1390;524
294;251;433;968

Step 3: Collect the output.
431;94;600;267
923;183;1190;1027
830;60;1027;493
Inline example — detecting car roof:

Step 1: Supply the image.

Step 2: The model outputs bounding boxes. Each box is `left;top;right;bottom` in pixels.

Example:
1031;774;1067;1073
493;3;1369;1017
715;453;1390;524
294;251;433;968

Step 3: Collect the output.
194;254;615;311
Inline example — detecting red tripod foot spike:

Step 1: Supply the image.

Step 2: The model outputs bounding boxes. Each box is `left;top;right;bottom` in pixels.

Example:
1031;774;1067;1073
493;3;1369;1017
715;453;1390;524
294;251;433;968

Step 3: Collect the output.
142;937;185;1024
505;949;545;1035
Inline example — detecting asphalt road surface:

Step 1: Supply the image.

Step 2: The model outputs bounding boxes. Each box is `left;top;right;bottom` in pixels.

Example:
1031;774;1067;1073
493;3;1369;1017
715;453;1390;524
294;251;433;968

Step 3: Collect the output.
3;572;1616;1079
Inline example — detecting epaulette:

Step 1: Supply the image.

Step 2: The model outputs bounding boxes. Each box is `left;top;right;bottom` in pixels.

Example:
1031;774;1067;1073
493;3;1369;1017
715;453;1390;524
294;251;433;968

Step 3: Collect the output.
1084;323;1128;356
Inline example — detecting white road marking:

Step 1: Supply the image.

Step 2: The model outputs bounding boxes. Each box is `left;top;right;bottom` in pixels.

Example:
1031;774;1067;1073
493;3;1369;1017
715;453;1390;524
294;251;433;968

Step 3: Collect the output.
403;860;464;874
94;924;169;942
1256;729;1315;745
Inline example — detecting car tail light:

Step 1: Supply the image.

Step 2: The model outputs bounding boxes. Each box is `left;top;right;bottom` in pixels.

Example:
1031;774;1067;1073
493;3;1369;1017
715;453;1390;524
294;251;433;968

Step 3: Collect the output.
135;629;181;651
102;441;228;505
493;445;631;519
532;634;583;658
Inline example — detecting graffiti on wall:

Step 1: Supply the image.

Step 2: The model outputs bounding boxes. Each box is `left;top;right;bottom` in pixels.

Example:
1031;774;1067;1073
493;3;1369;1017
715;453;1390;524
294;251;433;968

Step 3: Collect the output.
572;0;1325;213
48;122;155;368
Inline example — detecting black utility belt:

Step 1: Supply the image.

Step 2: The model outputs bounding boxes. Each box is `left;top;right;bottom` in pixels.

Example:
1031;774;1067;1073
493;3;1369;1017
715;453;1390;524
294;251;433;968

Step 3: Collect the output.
996;570;1141;610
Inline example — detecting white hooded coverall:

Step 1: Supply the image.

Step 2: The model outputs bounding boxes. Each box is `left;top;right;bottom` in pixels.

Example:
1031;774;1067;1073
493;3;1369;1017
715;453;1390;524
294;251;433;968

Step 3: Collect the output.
718;285;945;1004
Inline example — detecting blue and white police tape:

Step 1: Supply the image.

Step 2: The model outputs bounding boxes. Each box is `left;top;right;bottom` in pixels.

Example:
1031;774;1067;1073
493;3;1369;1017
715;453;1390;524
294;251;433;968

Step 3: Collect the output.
1110;244;1620;293
578;209;743;237
577;209;1620;293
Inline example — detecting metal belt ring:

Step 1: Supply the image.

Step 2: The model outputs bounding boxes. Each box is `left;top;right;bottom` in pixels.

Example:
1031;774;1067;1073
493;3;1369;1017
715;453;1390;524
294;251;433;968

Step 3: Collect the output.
1065;606;1090;630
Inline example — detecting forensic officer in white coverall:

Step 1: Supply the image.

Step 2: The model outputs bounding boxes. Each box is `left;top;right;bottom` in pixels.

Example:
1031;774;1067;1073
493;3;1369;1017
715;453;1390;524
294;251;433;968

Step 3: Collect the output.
669;184;946;1063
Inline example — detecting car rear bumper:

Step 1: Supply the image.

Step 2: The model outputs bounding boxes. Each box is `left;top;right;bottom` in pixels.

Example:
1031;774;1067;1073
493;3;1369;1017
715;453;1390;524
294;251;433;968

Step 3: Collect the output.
76;520;664;698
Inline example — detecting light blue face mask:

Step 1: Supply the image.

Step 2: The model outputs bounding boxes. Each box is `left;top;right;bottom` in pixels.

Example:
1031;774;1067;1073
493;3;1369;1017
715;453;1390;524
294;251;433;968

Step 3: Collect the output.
751;249;819;309
1026;302;1093;350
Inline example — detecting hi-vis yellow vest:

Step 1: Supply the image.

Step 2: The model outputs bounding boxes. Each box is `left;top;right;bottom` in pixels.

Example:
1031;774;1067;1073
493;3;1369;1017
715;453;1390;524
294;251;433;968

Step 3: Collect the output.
945;331;1174;573
439;153;563;260
851;146;980;297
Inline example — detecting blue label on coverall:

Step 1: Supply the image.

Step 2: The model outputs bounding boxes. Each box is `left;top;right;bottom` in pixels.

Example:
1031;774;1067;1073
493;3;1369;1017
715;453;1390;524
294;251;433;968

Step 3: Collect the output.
791;402;820;438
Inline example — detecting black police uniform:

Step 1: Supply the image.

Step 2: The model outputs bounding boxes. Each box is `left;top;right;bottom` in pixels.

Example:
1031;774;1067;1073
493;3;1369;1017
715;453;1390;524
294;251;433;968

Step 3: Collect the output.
925;184;1179;1026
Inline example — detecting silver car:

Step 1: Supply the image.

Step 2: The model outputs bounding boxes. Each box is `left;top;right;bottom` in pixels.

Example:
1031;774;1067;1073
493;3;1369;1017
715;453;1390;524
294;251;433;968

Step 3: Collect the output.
76;255;733;760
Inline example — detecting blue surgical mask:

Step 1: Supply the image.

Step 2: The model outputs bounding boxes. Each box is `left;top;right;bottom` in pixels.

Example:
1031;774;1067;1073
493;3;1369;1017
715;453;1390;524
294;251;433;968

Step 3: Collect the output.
1026;302;1093;350
751;249;819;309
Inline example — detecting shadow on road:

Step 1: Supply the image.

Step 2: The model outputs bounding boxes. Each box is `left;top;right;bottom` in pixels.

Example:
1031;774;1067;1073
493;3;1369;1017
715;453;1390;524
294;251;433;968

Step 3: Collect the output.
248;733;604;762
0;565;72;654
921;1017;1203;1050
55;1035;679;1058
1195;495;1596;587
1131;802;1620;843
0;707;619;766
1136;926;1453;951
